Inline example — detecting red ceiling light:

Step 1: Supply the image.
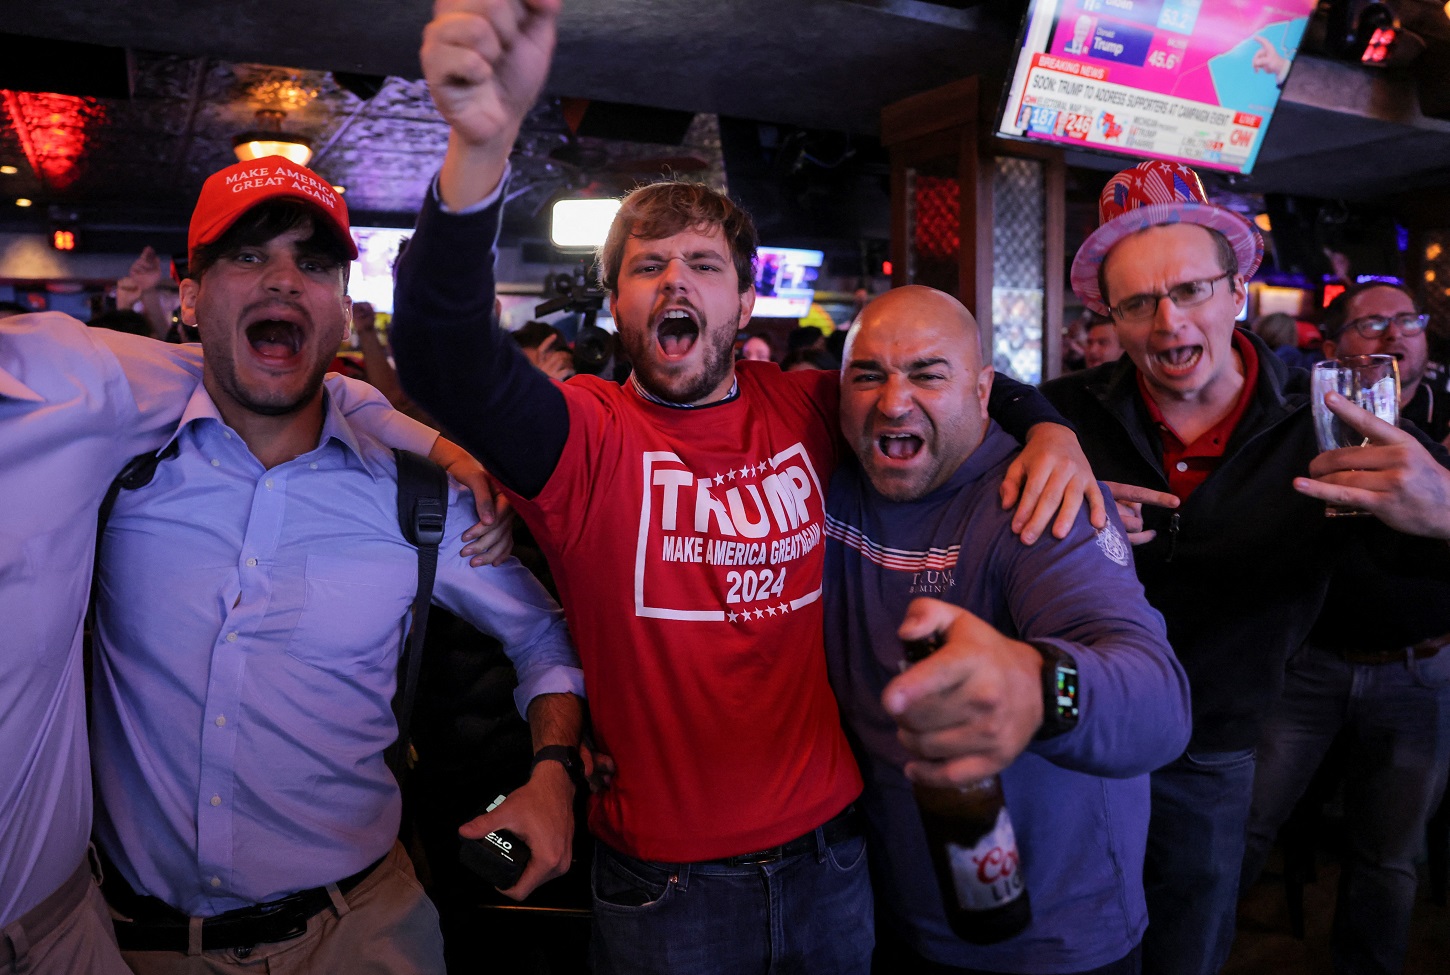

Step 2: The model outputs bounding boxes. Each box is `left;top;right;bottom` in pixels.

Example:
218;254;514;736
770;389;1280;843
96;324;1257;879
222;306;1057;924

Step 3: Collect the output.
1;90;103;192
51;228;76;251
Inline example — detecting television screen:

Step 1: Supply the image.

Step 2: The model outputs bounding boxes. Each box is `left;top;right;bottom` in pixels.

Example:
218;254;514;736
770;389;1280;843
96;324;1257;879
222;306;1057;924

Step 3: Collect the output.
752;246;824;319
997;0;1316;175
348;226;411;314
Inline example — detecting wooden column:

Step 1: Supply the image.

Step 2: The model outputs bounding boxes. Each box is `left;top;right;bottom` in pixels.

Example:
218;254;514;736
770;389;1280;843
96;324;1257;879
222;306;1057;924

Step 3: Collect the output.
881;79;1068;382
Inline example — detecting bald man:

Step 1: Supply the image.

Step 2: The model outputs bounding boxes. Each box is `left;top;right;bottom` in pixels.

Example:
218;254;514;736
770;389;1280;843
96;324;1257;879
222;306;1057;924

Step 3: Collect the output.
822;286;1190;974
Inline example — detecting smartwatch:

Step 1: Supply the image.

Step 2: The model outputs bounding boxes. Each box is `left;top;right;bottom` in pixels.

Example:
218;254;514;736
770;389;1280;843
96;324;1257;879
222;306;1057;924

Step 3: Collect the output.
1031;642;1080;740
531;744;588;794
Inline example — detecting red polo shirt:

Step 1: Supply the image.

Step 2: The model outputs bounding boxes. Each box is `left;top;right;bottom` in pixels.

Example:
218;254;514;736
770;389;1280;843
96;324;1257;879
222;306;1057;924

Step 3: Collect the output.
1138;330;1259;500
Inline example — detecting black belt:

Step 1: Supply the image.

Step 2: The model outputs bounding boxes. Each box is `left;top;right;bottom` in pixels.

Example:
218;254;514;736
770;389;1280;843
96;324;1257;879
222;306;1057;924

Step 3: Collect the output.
1334;633;1450;667
702;806;862;867
108;854;386;954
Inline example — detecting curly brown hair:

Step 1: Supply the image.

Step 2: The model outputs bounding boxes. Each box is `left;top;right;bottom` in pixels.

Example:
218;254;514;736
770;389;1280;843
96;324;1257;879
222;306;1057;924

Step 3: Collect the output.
596;181;757;294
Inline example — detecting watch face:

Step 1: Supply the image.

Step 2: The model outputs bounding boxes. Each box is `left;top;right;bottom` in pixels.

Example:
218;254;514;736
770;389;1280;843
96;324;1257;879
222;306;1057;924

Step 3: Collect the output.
1035;645;1079;741
1054;663;1079;721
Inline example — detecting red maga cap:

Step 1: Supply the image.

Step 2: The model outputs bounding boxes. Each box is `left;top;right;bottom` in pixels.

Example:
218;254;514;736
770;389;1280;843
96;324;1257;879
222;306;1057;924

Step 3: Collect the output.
187;156;356;269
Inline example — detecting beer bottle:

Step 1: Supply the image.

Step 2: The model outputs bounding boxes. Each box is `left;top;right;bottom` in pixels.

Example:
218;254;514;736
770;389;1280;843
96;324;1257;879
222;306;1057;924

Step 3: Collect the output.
903;634;1031;944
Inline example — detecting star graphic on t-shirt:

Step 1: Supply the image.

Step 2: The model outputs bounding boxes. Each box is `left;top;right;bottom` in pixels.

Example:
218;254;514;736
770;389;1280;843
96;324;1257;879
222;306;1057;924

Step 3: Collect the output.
724;468;736;481
765;604;778;617
753;607;766;620
755;461;768;474
737;465;750;480
727;610;739;622
776;602;788;615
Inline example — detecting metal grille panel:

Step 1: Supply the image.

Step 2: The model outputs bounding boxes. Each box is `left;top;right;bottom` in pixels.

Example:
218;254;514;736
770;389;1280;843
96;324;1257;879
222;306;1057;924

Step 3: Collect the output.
991;157;1045;385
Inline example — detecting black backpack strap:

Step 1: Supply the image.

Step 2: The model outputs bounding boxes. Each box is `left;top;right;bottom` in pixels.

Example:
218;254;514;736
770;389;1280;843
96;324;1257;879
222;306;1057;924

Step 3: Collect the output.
386;448;448;781
88;441;181;711
93;441;180;616
98;441;181;539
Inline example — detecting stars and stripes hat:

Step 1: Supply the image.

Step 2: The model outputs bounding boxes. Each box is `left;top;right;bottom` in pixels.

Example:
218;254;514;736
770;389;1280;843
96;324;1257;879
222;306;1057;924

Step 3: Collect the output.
1070;159;1262;315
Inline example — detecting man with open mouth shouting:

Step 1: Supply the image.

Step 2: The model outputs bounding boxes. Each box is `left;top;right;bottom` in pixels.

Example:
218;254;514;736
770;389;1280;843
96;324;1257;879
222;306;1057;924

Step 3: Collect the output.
0;158;527;973
1042;159;1450;975
89;155;587;975
824;285;1189;974
390;2;1105;972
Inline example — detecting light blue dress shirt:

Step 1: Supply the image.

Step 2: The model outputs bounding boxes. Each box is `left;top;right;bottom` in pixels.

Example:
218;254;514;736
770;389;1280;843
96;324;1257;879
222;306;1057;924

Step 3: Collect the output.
0;313;434;926
90;381;583;916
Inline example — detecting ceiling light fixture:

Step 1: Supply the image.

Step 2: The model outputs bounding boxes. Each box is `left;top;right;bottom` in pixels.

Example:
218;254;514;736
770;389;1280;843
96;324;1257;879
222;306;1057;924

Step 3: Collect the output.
0;165;17;175
233;109;312;167
15;197;32;207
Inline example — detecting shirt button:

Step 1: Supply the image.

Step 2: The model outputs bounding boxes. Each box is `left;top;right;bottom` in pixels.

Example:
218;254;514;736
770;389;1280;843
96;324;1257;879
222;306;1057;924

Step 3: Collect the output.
210;459;220;467
210;795;221;807
225;632;238;643
215;715;226;727
309;463;318;470
224;432;232;440
265;479;274;490
210;876;222;888
245;558;257;567
1175;461;1188;472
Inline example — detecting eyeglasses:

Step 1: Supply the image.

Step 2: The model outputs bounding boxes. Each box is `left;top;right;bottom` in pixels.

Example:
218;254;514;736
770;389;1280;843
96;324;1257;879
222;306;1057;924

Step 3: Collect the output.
1342;312;1428;339
1108;273;1233;323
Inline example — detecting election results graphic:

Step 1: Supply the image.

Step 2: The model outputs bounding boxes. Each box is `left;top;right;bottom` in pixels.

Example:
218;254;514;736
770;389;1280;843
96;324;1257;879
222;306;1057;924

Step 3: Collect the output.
999;0;1316;174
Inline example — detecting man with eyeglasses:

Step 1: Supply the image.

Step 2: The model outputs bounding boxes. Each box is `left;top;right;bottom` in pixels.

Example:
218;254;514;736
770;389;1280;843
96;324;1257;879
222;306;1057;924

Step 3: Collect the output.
1239;278;1450;974
1319;281;1449;444
1040;159;1450;975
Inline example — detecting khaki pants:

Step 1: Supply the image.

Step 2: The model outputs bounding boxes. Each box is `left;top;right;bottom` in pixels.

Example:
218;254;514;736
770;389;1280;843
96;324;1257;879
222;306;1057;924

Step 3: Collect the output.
118;844;444;975
2;858;131;975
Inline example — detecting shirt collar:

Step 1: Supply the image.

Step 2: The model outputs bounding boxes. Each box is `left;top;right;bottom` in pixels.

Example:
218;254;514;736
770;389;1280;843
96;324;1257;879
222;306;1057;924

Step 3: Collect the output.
169;382;384;479
629;371;740;408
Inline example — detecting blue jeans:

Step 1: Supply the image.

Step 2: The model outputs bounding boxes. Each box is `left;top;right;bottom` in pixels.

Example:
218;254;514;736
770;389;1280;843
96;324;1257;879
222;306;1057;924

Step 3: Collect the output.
1141;748;1257;975
1242;642;1450;975
589;827;873;975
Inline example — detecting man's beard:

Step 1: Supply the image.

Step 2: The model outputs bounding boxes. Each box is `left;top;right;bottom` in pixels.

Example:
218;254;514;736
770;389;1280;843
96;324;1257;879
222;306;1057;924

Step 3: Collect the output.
205;342;331;418
623;307;740;405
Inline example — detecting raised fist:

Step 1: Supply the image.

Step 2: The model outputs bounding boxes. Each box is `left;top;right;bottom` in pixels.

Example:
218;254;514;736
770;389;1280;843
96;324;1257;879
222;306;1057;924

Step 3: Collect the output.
421;0;560;151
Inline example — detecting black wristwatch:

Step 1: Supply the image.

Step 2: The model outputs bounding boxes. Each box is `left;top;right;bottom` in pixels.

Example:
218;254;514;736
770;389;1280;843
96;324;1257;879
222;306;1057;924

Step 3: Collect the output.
1031;642;1080;740
532;745;588;794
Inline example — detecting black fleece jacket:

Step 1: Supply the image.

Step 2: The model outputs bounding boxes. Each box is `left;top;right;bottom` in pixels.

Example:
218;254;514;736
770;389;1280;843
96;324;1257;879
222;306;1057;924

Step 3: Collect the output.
1043;329;1450;751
